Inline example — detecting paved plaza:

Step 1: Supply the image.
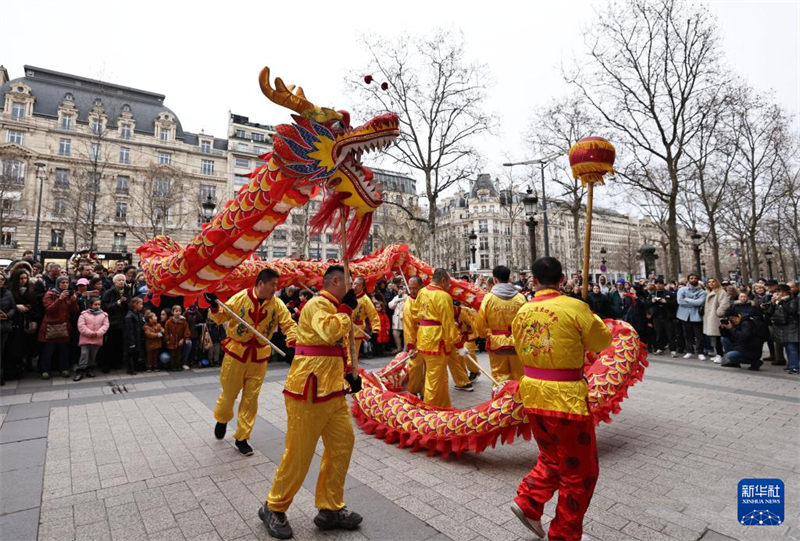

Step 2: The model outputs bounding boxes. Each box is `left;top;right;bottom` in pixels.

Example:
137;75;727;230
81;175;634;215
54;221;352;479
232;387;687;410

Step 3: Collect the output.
0;352;798;541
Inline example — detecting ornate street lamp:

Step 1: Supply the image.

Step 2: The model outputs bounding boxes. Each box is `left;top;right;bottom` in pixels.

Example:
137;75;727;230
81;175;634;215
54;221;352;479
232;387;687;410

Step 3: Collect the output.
201;194;216;223
522;188;539;271
765;249;774;280
503;151;559;256
468;230;477;266
600;246;607;266
690;230;702;276
33;162;47;261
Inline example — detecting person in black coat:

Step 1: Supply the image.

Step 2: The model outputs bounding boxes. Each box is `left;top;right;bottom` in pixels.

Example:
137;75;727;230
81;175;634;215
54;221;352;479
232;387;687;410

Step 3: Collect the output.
624;285;650;344
123;298;144;375
649;279;678;355
588;285;612;319
720;307;763;371
0;274;18;386
100;274;131;372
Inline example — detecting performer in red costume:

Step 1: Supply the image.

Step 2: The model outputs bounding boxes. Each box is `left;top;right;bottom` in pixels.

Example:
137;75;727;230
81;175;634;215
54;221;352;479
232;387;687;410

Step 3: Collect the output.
510;257;611;540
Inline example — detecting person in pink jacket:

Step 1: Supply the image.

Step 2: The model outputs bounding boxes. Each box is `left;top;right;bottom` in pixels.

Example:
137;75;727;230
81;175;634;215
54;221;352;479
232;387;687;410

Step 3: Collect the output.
75;297;109;381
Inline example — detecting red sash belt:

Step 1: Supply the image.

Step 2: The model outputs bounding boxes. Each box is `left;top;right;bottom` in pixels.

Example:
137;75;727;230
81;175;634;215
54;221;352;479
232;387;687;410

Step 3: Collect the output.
354;319;364;325
295;345;346;358
491;329;511;336
419;319;441;326
523;366;584;381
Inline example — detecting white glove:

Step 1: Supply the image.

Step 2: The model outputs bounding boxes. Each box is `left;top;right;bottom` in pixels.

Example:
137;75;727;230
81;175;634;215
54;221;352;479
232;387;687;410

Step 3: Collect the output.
458;347;470;358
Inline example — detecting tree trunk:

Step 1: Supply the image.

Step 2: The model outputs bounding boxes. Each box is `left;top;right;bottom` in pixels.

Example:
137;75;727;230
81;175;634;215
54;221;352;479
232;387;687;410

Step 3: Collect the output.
708;215;722;280
748;230;760;281
667;205;680;280
739;240;749;283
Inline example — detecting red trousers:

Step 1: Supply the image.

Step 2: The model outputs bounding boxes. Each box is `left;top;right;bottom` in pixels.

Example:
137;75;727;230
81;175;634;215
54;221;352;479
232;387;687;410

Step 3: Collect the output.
514;414;598;541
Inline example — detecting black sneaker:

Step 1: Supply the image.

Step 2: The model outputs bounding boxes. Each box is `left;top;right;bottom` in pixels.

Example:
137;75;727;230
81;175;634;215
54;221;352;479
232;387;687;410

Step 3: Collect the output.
454;383;474;392
86;370;96;378
789;369;799;375
258;504;293;539
214;422;227;440
40;372;50;380
313;507;363;530
747;361;763;371
73;372;84;382
468;372;480;382
235;439;253;456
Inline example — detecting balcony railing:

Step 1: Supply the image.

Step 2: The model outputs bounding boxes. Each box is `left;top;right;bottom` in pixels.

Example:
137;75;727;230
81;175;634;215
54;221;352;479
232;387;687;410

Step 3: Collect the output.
48;242;66;250
112;245;127;253
199;147;225;157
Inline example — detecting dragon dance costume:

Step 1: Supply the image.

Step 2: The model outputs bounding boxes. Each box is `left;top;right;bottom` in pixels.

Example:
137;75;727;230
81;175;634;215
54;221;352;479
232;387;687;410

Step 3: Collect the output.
446;305;480;386
209;288;295;442
351;292;378;367
267;290;354;513
511;288;612;540
402;291;423;395
415;284;461;408
476;284;526;382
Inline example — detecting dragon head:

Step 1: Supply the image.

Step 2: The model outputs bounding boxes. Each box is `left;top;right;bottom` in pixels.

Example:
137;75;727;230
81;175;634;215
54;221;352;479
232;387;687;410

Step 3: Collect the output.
259;67;400;255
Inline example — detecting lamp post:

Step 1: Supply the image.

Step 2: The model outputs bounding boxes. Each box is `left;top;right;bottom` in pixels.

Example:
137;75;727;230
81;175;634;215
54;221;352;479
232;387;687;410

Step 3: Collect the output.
33;162;47;262
600;247;607;281
690;230;702;277
523;188;539;271
200;194;216;223
503;151;560;257
765;249;774;280
468;230;477;267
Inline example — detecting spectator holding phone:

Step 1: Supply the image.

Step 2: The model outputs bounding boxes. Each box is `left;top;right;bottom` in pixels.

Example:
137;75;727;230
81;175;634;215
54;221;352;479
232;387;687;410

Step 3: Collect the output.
38;276;79;379
765;285;799;375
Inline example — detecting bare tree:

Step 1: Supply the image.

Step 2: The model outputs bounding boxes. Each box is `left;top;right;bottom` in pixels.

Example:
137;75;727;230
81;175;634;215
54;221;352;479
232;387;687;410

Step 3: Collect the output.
567;0;723;279
349;29;493;263
0;150;26;247
496;172;527;271
289;204;312;258
610;226;640;278
124;164;193;243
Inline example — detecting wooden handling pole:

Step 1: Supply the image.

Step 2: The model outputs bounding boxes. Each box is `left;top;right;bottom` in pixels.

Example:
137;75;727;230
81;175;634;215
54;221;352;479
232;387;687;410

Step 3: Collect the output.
581;182;594;300
467;352;499;387
214;300;286;357
340;208;359;373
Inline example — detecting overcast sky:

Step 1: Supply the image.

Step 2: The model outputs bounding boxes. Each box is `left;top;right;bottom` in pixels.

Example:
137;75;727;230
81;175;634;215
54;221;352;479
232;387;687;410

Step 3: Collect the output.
2;0;797;211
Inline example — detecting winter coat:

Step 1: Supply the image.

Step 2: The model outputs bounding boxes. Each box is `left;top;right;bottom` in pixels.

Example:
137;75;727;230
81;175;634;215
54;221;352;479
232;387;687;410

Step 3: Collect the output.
164;317;190;350
38;290;79;343
703;288;730;337
77;310;110;346
608;289;626;319
388;293;406;331
0;287;16;334
11;285;38;333
588;292;612;319
677;285;706;322
143;322;165;352
123;311;144;352
767;296;799;344
101;287;130;329
184;307;201;339
377;312;390;344
720;317;763;359
648;289;677;319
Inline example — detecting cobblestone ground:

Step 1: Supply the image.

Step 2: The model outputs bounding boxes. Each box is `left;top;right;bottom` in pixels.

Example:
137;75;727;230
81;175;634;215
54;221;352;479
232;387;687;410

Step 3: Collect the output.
0;352;797;541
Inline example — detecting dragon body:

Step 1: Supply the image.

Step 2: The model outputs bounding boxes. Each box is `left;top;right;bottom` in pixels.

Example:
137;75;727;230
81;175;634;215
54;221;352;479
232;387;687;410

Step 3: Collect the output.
138;69;646;458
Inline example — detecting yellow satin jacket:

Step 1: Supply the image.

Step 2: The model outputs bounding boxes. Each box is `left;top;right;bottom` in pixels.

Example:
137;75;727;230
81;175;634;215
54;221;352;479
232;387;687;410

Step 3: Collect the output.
209;288;296;363
511;289;611;419
283;290;353;402
353;293;379;341
476;291;526;352
402;295;418;349
415;285;460;355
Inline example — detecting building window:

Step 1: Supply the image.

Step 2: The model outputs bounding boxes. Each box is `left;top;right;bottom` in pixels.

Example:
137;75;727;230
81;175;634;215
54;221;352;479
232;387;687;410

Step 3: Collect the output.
158;152;171;165
160;127;170;141
119;147;130;164
234;175;249;188
235;157;250;168
479;220;488;233
253;145;267;155
1;198;13;213
2;160;24;184
86;173;100;191
325;249;339;260
201;160;214;176
7;130;24;144
112;232;126;251
90;143;100;161
120;124;132;139
480;254;489;269
50;229;64;248
200;140;211;153
235;129;246;138
55;168;69;189
273;230;287;241
199;184;216;202
252;133;264;142
53;197;67;216
61;115;73;131
91;119;103;134
11;102;25;120
0;227;15;247
154;207;171;223
236;143;249;152
479;237;489;250
59;138;71;156
153;178;170;197
273;246;287;258
115;202;128;221
116;175;129;194
309;248;321;259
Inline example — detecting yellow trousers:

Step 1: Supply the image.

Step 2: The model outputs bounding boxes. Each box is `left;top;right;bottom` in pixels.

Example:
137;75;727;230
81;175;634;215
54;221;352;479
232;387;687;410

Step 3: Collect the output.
463;342;481;374
215;355;267;441
420;353;450;408
267;396;354;512
447;350;470;387
407;353;425;395
488;351;523;382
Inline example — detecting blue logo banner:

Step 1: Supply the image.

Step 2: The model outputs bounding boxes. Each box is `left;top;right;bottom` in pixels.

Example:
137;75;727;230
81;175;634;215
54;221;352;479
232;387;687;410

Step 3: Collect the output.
738;479;784;526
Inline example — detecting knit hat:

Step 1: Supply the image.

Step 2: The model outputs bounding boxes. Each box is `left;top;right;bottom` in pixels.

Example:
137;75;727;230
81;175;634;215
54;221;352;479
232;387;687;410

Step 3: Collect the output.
55;276;70;288
616;278;626;284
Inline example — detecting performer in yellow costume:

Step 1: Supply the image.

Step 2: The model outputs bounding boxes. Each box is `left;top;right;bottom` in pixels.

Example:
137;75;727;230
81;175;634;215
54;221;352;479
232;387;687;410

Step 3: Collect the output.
261;265;363;539
415;268;466;408
476;265;526;382
204;268;296;456
510;257;611;541
446;302;480;392
351;276;379;367
403;276;423;395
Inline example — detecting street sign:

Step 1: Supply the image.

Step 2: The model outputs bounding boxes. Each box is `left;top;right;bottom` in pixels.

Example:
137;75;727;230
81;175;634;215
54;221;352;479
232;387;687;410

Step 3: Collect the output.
469;263;477;272
600;264;607;272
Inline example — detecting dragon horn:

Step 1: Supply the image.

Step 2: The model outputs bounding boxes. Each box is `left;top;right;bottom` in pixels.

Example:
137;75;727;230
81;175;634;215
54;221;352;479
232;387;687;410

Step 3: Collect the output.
259;66;319;117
